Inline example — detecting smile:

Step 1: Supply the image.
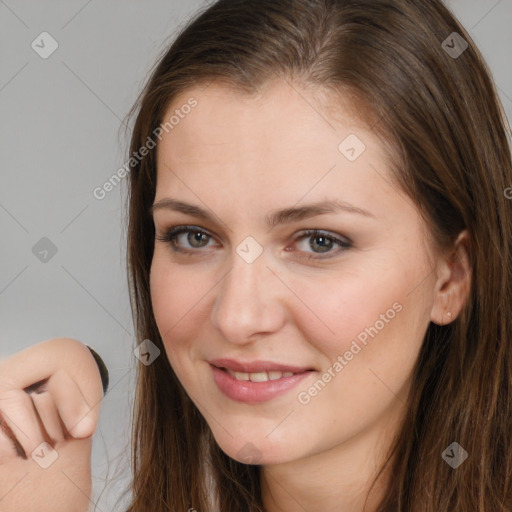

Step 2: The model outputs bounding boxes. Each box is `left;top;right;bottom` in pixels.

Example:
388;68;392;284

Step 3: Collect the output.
210;364;314;404
225;369;295;381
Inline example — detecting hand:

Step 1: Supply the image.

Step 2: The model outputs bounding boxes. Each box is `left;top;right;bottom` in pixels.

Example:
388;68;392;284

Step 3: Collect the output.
0;338;107;512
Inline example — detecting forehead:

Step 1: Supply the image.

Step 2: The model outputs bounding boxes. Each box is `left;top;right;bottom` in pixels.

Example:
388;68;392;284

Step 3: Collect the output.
160;81;373;154
154;80;400;217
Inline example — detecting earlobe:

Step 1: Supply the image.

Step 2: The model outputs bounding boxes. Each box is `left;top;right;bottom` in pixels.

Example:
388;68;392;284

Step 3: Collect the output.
430;230;472;326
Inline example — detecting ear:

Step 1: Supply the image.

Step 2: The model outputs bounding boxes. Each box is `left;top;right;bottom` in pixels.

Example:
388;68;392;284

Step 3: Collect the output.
430;230;472;326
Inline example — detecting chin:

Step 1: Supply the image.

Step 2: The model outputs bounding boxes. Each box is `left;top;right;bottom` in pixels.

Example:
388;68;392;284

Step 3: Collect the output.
214;436;299;466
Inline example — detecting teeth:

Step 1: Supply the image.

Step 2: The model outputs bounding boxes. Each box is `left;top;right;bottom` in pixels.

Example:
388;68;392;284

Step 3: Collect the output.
226;369;296;381
249;372;269;382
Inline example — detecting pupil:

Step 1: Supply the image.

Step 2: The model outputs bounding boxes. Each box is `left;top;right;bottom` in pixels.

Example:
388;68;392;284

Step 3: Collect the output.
190;231;207;247
312;236;332;253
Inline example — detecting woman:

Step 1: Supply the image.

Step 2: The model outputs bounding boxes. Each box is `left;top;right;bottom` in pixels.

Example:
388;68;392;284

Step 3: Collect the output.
1;0;511;511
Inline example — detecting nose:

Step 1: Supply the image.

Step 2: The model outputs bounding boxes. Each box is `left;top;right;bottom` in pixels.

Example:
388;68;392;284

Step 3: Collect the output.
211;248;286;344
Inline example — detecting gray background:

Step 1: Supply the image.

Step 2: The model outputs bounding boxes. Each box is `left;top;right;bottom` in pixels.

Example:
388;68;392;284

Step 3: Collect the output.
0;1;511;510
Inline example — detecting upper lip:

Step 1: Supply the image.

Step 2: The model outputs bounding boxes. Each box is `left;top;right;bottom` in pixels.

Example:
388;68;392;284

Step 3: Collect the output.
209;358;314;373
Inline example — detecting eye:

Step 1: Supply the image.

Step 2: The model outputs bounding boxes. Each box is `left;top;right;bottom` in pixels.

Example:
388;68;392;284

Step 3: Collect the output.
290;229;352;259
155;225;352;260
155;225;217;255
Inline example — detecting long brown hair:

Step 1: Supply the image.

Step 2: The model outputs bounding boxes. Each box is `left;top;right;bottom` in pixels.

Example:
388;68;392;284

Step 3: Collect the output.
119;0;512;510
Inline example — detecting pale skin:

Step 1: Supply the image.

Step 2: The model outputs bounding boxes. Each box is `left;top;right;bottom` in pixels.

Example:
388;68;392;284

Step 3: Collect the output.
0;80;472;512
150;80;472;511
0;338;104;512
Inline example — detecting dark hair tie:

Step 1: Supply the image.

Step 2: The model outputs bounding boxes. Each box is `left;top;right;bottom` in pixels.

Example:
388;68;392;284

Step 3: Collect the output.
86;345;109;395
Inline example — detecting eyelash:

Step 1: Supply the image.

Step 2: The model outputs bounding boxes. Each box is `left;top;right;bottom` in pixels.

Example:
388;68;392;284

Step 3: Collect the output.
155;225;352;260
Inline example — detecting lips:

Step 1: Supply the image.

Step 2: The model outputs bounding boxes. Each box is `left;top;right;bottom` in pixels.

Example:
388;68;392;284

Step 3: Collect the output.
210;364;314;403
208;357;314;374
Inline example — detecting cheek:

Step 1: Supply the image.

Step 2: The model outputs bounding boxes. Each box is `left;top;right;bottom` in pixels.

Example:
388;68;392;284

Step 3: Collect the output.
149;255;199;353
287;266;402;354
287;256;430;368
149;253;220;376
288;266;428;440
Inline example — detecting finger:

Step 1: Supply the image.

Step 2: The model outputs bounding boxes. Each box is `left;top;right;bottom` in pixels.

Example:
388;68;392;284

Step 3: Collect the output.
0;413;25;461
46;369;101;439
0;389;46;459
0;338;89;392
0;338;105;440
29;389;66;444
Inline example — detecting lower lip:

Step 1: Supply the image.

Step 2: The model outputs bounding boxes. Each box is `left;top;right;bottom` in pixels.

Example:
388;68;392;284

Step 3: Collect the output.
210;365;314;404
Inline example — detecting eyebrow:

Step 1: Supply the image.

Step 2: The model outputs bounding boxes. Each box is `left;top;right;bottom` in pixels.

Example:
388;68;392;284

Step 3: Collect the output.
150;197;375;228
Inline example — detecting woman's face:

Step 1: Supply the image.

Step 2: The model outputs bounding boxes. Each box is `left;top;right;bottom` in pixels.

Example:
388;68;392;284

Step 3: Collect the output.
150;80;440;467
